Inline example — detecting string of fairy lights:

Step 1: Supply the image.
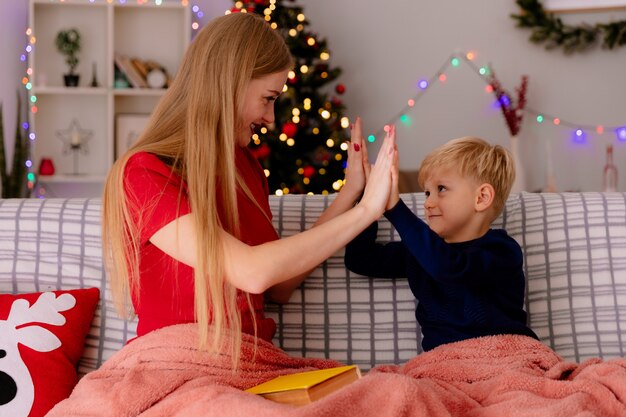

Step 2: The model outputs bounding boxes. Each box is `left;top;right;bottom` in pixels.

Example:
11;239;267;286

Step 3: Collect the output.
17;2;625;197
369;51;626;144
19;0;206;197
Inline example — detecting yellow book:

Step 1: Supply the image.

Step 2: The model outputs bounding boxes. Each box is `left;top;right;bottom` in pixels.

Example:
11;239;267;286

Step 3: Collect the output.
246;365;361;406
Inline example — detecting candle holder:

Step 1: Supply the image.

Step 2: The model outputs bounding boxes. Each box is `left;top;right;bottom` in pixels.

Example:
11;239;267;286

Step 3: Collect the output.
56;119;93;175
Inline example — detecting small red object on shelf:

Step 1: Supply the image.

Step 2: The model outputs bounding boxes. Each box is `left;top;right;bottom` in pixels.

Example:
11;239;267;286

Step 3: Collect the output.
38;158;55;176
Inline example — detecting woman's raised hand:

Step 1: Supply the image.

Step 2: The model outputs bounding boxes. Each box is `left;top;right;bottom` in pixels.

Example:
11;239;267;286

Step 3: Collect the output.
342;117;370;198
342;117;370;199
311;117;374;228
359;125;397;218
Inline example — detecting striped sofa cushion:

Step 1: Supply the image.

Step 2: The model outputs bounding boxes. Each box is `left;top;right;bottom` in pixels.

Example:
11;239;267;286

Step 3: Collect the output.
516;193;626;361
0;192;624;373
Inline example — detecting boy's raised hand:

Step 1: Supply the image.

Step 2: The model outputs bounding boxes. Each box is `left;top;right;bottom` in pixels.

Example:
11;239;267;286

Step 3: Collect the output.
387;126;400;211
359;125;396;218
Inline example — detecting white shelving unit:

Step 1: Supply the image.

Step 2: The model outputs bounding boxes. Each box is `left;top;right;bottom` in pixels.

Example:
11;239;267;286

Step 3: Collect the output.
28;0;191;198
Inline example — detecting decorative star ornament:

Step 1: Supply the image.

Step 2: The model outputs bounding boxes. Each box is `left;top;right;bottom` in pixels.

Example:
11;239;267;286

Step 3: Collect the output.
56;119;93;155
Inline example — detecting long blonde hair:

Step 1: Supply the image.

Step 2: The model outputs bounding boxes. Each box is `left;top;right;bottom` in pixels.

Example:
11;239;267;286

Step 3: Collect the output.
102;12;293;368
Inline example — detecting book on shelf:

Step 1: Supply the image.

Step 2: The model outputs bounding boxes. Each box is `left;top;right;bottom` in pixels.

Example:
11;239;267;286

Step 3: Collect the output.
245;365;361;406
113;53;147;88
130;58;149;80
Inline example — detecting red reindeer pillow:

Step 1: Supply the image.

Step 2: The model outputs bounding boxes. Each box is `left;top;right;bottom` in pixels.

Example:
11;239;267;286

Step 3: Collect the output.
0;288;100;417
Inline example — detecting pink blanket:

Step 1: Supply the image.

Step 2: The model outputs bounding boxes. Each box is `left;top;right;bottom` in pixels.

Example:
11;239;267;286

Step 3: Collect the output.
48;324;626;417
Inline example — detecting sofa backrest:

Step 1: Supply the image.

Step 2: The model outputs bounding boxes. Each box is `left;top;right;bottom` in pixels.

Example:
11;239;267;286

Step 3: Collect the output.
0;192;625;373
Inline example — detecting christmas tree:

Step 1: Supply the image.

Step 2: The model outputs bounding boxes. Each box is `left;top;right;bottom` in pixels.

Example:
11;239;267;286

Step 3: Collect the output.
230;0;350;195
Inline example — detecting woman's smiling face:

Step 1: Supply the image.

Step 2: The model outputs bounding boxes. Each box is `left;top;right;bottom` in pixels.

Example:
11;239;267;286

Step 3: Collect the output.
236;70;289;147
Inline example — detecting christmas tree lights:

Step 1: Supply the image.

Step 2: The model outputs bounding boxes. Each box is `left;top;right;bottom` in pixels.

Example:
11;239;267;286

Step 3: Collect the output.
229;0;351;195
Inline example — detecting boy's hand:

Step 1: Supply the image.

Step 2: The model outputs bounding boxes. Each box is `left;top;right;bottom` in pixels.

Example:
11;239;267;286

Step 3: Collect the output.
387;126;400;211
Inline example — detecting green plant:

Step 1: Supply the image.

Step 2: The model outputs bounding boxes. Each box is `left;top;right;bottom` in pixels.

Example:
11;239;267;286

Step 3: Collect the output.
55;28;81;74
511;0;626;54
0;91;31;198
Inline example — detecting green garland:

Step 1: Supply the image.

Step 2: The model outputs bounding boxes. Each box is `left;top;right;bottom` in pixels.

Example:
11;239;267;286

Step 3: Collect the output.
511;0;626;54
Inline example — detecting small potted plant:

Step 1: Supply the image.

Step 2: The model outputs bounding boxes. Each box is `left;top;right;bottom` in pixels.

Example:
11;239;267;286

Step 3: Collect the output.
55;28;81;87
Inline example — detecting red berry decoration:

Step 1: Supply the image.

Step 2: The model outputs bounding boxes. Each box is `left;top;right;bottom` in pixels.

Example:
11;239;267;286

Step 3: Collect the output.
331;97;342;107
251;143;271;160
315;63;328;72
487;70;528;137
303;166;316;178
282;122;298;138
335;84;346;95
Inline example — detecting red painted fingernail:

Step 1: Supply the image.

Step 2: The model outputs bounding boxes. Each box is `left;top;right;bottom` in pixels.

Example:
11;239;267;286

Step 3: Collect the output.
354;143;360;152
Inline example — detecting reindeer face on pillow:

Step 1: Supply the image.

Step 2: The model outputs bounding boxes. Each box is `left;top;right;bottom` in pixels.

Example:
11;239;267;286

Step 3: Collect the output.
0;289;99;417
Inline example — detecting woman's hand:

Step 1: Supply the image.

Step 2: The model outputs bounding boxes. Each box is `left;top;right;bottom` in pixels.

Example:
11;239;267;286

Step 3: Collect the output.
359;125;397;218
341;117;370;199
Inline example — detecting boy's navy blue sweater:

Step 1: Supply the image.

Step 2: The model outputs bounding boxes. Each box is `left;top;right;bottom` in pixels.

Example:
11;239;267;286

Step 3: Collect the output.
345;200;538;351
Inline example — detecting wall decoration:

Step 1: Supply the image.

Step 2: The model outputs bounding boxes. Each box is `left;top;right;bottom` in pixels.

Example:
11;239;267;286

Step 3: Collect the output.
115;114;150;159
56;119;92;175
368;50;625;193
487;70;528;137
370;50;625;145
487;69;529;193
511;0;626;53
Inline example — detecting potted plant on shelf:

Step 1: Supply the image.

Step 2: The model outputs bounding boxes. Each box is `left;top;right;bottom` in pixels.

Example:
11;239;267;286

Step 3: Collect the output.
55;28;81;87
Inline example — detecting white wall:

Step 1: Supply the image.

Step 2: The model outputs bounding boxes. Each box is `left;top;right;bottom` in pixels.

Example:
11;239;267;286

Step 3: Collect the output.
295;1;626;192
2;0;625;192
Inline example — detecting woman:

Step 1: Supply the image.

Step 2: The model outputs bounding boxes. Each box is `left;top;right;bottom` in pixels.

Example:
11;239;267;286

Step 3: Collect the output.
102;12;396;368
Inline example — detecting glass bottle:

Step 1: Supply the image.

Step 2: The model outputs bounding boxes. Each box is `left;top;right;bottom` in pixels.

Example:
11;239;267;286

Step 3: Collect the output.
603;145;618;192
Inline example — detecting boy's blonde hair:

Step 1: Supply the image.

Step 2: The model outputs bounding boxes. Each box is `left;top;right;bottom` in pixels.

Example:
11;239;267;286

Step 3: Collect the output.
417;137;515;216
102;12;293;369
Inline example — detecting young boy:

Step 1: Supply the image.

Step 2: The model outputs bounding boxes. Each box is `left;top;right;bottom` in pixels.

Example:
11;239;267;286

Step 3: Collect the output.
345;137;538;352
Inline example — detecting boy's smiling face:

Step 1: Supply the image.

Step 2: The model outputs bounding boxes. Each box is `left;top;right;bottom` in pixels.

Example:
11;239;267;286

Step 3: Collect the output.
422;167;484;243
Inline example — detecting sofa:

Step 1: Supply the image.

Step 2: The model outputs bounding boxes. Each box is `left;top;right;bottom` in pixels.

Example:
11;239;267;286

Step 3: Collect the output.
1;192;625;414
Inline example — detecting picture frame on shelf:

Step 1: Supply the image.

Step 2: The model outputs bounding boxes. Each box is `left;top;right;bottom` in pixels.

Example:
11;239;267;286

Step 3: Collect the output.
115;114;150;159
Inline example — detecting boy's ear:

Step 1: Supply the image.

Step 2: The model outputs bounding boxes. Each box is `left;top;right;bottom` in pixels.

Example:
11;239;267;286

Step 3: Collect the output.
474;183;495;213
